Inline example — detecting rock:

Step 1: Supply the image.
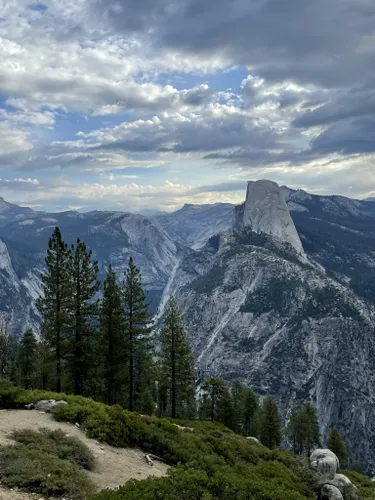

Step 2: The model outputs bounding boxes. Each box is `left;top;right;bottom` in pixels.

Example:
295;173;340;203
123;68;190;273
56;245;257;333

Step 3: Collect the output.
34;399;68;412
310;449;339;480
237;179;304;253
320;484;344;500
172;424;194;432
246;437;261;444
326;474;358;500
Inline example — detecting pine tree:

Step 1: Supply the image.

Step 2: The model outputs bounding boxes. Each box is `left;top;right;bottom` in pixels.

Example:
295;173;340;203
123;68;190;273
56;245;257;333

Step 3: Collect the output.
0;322;18;381
327;428;347;464
19;329;38;389
99;265;125;405
158;299;196;419
242;387;259;436
122;257;153;412
287;403;321;455
36;227;71;392
287;408;305;455
68;238;100;396
217;384;234;429
231;380;245;434
260;395;281;449
200;377;227;422
35;340;53;390
304;403;321;455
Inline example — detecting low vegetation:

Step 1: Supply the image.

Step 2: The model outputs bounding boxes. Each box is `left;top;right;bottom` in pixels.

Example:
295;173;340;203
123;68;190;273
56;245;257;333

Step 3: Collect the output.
0;426;94;499
341;471;375;499
1;380;375;499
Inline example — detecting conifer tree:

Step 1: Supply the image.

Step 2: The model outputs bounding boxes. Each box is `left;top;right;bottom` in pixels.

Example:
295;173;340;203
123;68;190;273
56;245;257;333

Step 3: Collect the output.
288;408;305;455
35;340;53;390
231;380;245;434
36;227;71;393
304;403;321;455
19;328;38;389
0;322;18;381
327;428;347;464
242;387;259;436
287;403;321;455
217;384;234;429
158;299;195;419
99;265;125;405
122;257;153;412
68;238;100;396
260;395;281;449
200;377;227;422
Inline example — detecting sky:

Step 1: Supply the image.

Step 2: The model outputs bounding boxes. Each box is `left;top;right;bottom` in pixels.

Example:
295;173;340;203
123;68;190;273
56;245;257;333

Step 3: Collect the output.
1;0;375;212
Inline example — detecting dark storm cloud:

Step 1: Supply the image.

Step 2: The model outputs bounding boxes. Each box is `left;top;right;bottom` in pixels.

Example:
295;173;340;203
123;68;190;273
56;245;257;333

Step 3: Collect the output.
92;0;375;87
293;86;375;128
310;117;375;155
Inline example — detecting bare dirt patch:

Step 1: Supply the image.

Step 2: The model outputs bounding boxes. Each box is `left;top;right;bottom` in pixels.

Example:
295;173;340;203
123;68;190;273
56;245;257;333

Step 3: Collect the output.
0;409;169;495
0;486;31;500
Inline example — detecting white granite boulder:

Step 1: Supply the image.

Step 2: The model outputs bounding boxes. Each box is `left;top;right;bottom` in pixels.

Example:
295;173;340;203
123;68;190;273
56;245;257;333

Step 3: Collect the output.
310;449;339;480
34;399;68;412
320;484;344;500
246;436;261;444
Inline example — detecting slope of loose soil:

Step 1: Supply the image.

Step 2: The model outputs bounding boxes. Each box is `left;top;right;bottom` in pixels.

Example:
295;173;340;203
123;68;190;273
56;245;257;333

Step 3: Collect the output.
0;409;169;496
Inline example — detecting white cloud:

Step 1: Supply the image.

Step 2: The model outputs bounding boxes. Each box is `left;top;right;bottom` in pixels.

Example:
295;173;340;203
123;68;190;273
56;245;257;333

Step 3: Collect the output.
0;122;32;154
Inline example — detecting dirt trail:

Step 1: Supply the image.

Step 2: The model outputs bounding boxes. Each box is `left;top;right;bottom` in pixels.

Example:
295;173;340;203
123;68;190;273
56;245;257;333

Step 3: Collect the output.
0;409;169;498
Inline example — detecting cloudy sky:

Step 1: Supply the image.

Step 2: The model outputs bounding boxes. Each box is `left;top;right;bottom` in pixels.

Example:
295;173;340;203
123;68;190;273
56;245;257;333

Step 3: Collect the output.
1;0;375;212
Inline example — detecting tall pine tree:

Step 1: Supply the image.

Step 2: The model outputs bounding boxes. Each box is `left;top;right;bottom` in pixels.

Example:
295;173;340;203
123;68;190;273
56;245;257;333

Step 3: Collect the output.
99;265;125;405
0;321;18;381
68;238;100;396
260;395;281;449
158;299;195;419
231;380;245;434
242;387;259;436
36;227;71;392
122;257;153;412
200;377;227;423
287;403;320;455
304;403;321;455
19;329;38;389
327;428;347;464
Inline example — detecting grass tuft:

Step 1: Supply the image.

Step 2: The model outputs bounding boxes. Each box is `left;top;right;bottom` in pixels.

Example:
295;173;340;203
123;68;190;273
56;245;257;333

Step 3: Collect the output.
0;428;95;499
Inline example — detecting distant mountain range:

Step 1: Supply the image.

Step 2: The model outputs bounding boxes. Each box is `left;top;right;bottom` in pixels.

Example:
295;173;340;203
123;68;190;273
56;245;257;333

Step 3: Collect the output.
2;183;375;470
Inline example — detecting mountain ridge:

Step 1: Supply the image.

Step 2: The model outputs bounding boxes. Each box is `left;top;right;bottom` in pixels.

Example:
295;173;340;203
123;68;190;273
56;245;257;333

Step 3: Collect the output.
1;182;375;470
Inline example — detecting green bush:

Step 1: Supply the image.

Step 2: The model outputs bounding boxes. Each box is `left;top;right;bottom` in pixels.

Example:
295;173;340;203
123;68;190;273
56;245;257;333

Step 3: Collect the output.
11;428;95;470
0;428;94;499
0;381;317;500
341;470;375;499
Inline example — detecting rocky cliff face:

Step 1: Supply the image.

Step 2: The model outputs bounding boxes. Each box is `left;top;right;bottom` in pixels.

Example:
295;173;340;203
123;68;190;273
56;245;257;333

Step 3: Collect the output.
2;183;375;470
0;237;41;338
156;202;234;250
160;181;375;471
0;210;181;334
235;180;304;253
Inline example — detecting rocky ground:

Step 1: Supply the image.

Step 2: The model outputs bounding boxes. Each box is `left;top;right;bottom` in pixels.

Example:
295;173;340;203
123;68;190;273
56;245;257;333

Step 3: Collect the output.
0;409;169;499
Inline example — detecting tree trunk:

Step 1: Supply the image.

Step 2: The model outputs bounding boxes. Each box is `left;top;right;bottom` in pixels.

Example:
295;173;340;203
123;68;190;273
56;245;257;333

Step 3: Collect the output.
128;289;134;412
74;261;83;396
107;314;114;405
171;326;176;419
56;246;61;393
211;386;215;422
